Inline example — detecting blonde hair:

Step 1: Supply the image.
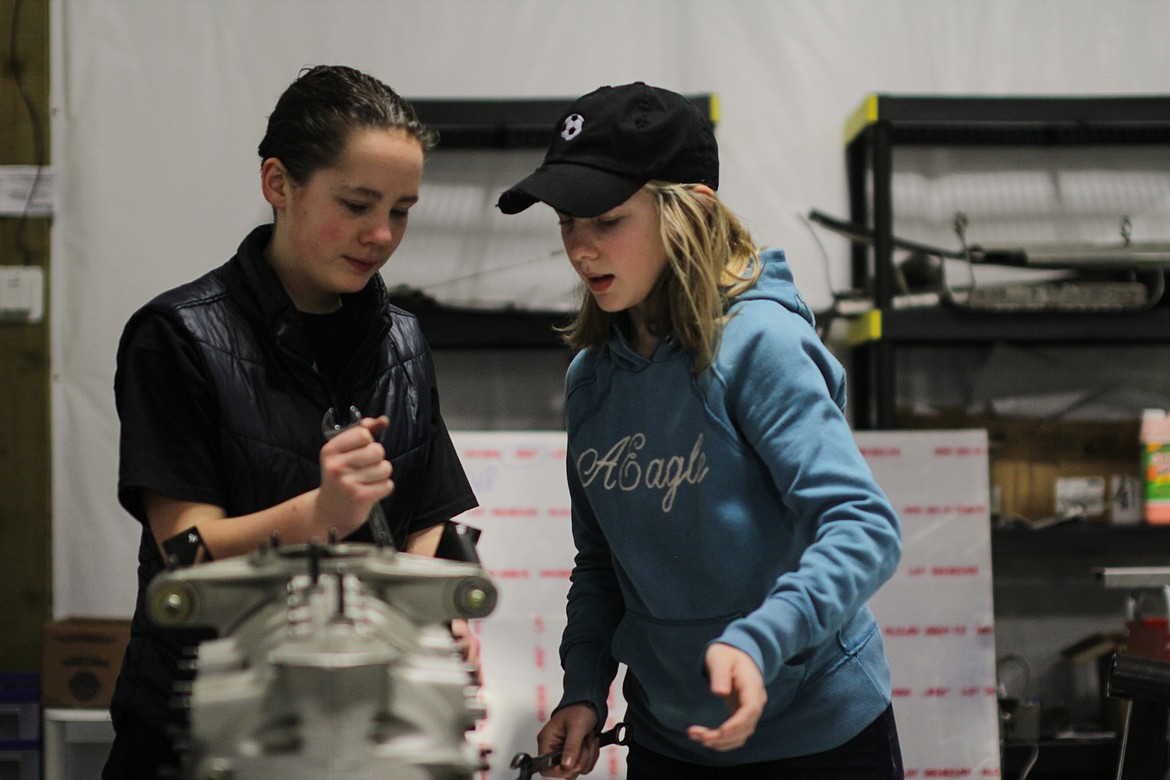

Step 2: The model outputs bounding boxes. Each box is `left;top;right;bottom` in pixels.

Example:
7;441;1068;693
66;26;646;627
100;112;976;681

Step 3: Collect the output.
560;182;762;373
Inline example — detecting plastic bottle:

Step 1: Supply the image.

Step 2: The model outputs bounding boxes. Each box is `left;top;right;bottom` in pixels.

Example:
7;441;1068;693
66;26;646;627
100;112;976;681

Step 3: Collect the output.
1141;409;1170;524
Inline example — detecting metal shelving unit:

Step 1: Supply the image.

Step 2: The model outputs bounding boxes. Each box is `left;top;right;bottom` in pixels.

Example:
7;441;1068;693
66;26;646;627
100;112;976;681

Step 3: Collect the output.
843;94;1170;429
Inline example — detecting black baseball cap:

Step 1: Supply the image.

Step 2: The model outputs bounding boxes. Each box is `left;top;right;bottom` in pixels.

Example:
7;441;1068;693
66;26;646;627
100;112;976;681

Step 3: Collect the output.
496;82;718;217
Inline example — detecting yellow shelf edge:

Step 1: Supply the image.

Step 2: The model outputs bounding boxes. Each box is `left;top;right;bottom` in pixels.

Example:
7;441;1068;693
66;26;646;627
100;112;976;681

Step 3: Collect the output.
844;94;879;144
846;309;882;345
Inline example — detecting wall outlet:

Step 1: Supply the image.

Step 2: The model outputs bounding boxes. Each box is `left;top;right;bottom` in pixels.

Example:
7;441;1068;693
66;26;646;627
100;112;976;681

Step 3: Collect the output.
0;266;44;323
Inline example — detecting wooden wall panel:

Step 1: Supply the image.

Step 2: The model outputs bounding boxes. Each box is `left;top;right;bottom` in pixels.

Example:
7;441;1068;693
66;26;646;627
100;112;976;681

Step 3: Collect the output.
0;0;52;671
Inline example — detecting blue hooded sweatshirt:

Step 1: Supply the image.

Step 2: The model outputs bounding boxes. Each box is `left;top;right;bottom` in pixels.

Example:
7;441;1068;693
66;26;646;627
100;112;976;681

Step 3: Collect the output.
558;248;902;765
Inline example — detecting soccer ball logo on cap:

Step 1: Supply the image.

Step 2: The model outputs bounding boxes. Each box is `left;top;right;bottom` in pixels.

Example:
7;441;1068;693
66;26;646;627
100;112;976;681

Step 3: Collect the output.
561;113;584;141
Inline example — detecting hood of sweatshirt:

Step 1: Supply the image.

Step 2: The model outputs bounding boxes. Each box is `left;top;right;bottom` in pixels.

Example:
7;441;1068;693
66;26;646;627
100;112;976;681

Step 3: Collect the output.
733;248;816;327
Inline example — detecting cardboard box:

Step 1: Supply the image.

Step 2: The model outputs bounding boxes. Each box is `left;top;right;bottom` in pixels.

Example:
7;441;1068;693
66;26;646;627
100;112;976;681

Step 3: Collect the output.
41;618;130;709
897;413;1141;524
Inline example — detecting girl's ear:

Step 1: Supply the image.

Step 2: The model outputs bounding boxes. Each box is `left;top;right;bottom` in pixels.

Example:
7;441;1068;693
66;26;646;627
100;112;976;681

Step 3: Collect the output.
691;184;716;200
690;183;718;214
260;158;291;209
690;184;720;226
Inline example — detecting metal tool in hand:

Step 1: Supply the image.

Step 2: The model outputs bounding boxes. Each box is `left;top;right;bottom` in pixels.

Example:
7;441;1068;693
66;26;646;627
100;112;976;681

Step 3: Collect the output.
321;405;396;549
510;722;627;780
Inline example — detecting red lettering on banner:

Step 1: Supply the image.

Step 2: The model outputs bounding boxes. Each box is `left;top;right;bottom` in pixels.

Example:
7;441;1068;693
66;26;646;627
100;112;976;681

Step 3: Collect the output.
534;616;544;633
859;447;902;458
892;688;912;697
490;507;539;517
885;624;988;638
539;569;571;579
492;569;530;579
536;684;547;721
926;625;969;636
515;448;539;459
981;768;1001;776
548;508;571;517
934;445;986;458
535;646;545;670
609;752;619;777
552;449;567;459
932;565;980;576
907;771;919;778
976;625;994;635
902;504;987;516
923;769;972;777
463;449;501;459
898;565;989;580
924;687;951;697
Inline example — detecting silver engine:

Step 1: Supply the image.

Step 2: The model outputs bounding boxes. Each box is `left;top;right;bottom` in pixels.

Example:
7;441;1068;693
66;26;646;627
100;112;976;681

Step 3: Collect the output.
146;540;498;780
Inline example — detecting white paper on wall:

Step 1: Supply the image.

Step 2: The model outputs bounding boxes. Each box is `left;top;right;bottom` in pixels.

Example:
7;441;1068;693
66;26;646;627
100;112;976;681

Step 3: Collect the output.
452;429;998;780
863;430;1000;779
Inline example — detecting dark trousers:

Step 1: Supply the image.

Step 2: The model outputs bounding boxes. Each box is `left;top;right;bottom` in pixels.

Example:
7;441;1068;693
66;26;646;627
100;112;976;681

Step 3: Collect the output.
625;704;904;780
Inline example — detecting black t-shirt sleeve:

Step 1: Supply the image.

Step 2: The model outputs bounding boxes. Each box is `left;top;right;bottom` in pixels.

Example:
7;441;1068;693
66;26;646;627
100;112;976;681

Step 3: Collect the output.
404;386;478;536
116;312;224;525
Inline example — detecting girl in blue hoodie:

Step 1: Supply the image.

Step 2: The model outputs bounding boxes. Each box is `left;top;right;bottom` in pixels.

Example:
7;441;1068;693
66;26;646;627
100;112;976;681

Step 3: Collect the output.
497;82;904;780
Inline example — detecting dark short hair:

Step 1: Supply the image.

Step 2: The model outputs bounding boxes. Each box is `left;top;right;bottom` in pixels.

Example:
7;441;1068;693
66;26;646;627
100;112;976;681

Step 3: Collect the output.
257;65;437;184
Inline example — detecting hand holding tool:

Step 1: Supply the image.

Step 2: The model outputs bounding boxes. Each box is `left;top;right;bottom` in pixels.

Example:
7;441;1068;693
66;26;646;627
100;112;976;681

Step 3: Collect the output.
510;722;627;780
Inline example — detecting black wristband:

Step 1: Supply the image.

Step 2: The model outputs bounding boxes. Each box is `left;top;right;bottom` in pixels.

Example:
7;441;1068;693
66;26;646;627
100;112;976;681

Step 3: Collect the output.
162;526;213;567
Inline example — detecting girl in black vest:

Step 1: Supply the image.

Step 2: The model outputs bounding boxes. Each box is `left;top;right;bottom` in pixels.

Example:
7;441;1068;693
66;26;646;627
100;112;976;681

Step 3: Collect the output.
103;65;480;779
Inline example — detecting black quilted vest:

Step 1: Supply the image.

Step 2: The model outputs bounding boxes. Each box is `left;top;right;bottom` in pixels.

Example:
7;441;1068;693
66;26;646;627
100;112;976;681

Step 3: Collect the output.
110;224;434;728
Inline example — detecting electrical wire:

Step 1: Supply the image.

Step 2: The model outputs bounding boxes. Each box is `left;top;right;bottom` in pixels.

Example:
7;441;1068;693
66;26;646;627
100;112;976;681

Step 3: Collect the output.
416;247;566;293
797;210;865;341
797;210;842;304
1016;742;1040;780
6;0;49;267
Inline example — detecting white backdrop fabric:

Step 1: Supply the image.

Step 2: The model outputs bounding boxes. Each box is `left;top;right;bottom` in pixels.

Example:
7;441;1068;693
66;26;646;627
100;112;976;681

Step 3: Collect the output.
47;0;1169;627
49;0;1170;622
456;429;997;779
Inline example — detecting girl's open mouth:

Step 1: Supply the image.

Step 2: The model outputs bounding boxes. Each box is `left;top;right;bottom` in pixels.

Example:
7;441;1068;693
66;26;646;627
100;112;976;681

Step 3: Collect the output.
587;274;614;293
